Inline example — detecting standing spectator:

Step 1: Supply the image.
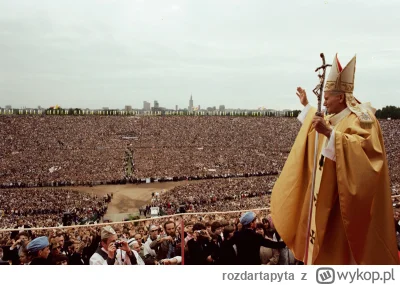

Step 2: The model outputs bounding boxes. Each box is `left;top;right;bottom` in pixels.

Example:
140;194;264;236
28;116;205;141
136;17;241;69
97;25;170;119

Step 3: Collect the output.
218;226;237;265
231;211;286;265
27;236;52;265
187;223;218;265
56;233;67;255
150;221;181;264
255;223;279;265
184;222;194;245
0;248;9;265
143;225;158;259
10;219;31;240
67;242;85;265
211;221;223;247
2;231;30;265
129;240;145;265
18;246;31;265
53;254;69;265
395;210;400;250
133;233;145;257
89;226;137;265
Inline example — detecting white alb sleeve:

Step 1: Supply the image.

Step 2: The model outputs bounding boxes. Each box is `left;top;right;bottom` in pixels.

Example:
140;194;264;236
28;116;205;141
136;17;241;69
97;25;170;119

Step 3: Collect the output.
297;104;312;124
321;130;336;161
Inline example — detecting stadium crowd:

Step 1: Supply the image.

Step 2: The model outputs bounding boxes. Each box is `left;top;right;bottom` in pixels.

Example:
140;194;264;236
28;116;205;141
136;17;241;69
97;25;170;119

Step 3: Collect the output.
0;188;111;229
0;207;399;265
381;120;400;191
0;116;398;190
0;115;399;265
0;209;297;265
152;176;276;214
0;116;295;187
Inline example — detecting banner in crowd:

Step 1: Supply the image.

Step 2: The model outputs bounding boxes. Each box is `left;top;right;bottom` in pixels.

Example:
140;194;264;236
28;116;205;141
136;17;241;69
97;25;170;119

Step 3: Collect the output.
0;108;301;117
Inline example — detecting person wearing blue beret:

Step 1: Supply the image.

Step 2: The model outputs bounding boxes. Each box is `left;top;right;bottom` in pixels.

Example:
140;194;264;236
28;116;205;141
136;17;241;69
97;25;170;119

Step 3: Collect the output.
27;236;52;265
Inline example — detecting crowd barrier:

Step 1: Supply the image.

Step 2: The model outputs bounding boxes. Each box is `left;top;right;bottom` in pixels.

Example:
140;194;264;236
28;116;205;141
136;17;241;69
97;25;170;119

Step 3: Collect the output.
0;207;275;265
1;195;398;265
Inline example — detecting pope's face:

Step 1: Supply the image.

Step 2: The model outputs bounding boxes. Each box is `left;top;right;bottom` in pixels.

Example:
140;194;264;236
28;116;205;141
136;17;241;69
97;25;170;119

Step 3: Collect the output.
323;92;346;114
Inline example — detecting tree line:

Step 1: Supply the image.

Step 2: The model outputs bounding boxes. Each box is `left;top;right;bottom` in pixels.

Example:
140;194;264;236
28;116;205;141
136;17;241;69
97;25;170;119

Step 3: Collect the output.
375;106;400;119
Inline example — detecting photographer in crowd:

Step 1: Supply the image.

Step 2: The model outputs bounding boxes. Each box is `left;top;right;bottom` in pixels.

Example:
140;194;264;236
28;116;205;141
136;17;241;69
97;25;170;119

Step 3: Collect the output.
186;223;219;265
89;226;137;265
150;221;182;265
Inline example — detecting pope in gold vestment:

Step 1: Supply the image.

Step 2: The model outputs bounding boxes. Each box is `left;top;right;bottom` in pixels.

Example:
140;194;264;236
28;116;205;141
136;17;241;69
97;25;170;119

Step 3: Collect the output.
270;54;399;265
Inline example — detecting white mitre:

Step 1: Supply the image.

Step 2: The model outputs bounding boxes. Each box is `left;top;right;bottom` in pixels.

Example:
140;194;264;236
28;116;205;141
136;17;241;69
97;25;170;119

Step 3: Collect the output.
324;53;375;127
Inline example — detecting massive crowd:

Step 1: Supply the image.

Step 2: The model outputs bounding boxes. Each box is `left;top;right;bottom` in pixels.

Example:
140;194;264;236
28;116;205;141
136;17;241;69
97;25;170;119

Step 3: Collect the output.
0;115;399;265
0;116;398;190
0;209;306;265
0;116;294;186
0;207;399;265
152;176;276;214
0;188;110;229
381;120;400;191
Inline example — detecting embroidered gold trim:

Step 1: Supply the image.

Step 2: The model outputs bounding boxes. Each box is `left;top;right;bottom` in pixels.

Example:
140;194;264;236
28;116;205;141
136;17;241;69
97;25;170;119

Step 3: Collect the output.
345;93;373;128
324;81;354;93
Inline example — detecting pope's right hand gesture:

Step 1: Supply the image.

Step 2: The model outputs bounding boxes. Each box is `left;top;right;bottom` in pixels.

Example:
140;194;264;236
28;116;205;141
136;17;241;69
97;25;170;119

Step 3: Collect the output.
296;87;309;107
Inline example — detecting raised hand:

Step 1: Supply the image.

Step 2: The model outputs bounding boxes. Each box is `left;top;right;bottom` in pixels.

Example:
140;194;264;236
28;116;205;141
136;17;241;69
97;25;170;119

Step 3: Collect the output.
296;87;309;107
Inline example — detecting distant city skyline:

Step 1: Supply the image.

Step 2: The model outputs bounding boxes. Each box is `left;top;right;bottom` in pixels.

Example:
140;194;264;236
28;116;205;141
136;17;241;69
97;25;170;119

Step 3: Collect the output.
1;93;284;111
1;1;399;110
0;92;304;111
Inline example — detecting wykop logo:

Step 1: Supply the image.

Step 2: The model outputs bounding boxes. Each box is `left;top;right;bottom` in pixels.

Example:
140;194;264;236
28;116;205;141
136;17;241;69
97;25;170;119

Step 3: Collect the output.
316;267;335;284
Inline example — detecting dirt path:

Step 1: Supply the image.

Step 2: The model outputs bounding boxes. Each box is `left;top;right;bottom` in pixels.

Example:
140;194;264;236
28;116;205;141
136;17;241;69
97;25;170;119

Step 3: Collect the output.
0;181;190;222
72;181;188;221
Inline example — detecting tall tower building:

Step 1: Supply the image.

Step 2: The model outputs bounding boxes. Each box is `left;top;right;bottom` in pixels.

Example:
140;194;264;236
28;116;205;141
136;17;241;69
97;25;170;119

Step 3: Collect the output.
143;101;151;111
188;94;193;111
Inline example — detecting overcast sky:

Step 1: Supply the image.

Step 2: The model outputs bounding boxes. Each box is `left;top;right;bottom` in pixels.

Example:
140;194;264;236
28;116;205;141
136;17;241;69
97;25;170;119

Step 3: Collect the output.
0;0;399;110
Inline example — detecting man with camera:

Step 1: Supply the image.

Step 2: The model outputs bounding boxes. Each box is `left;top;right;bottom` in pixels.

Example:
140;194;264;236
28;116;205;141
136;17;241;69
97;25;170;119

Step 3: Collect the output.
150;221;182;265
89;225;137;265
187;223;219;265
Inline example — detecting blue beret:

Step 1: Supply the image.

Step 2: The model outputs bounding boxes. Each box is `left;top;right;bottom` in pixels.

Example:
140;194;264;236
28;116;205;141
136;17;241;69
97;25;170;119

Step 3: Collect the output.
240;211;256;226
27;236;49;253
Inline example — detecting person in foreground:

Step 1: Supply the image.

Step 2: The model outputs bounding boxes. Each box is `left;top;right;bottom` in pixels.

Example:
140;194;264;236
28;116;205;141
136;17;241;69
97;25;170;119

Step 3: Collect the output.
89;226;137;265
270;53;399;265
231;211;286;265
27;236;52;265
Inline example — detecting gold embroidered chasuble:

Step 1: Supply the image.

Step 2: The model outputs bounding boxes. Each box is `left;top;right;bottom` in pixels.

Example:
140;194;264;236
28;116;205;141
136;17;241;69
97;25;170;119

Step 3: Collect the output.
270;107;399;265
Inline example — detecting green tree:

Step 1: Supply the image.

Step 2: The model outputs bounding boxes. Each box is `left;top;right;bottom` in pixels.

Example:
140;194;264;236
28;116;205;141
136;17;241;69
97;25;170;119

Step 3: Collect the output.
375;106;400;119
